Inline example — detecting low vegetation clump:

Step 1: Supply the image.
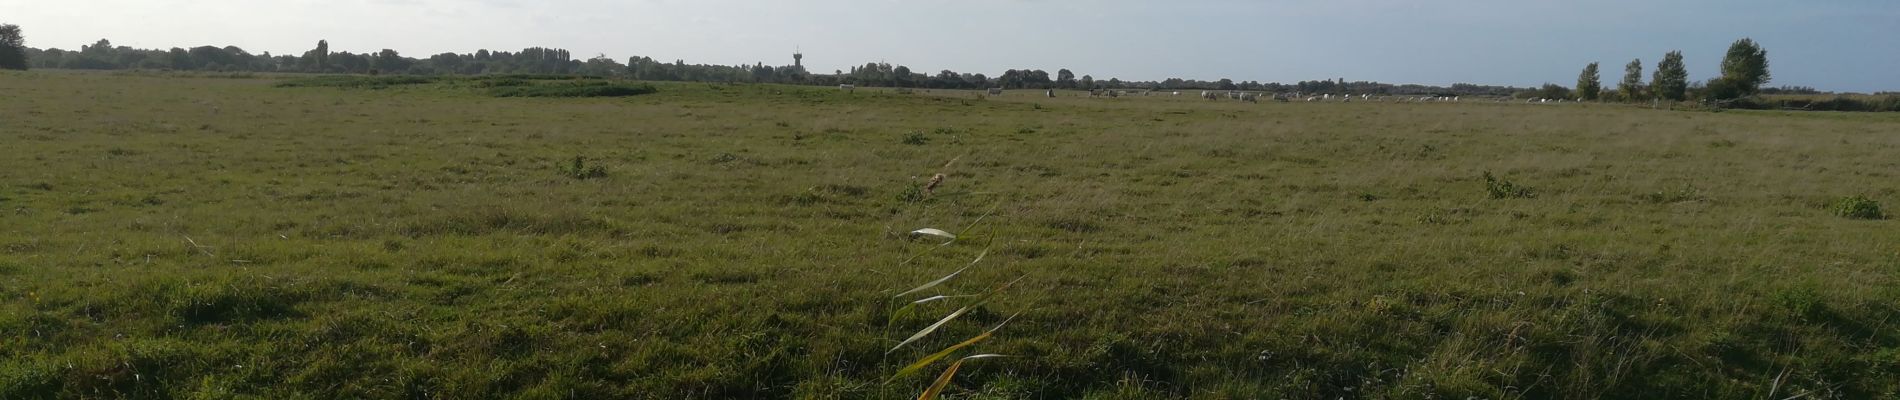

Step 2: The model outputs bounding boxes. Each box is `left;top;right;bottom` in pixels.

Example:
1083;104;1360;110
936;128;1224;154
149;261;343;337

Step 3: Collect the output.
1830;195;1885;219
487;81;657;98
1483;171;1537;199
902;131;929;145
274;75;440;89
558;156;608;180
1731;95;1900;112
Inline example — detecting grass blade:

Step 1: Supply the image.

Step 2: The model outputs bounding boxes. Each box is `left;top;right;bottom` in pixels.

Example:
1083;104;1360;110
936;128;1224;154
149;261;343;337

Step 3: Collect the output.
910;228;955;239
915;357;965;400
890;331;992;381
894;247;989;299
894;267;968;299
886;295;974;326
889;306;971;353
915;355;1008;400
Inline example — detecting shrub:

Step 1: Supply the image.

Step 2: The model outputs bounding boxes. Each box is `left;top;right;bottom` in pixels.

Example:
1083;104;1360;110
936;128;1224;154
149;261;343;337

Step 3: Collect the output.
1729;95;1900;112
489;82;657;98
1830;196;1884;220
274;75;440;89
1483;172;1536;199
902;131;929;145
473;78;531;88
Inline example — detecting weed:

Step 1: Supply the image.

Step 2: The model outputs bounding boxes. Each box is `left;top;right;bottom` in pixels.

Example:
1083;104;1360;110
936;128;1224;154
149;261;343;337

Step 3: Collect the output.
559;156;608;180
1483;171;1536;199
903;131;929;145
1830;196;1885;220
897;183;926;203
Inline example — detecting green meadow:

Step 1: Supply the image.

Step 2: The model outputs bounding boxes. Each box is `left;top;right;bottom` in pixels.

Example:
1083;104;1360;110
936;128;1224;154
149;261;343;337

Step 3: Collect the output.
1;70;1897;399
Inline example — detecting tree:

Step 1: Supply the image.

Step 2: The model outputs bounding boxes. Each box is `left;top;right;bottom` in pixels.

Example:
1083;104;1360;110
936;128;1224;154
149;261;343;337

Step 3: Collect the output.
1714;38;1770;98
0;24;27;70
1576;62;1601;101
315;40;329;70
892;65;913;87
1651;51;1689;101
1619;59;1644;101
1079;75;1094;90
1056;69;1075;89
1538;83;1573;100
373;49;409;74
301;40;330;72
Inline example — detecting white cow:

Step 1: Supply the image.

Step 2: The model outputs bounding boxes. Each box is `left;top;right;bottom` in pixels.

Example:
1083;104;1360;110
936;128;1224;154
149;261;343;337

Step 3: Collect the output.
988;88;1003;95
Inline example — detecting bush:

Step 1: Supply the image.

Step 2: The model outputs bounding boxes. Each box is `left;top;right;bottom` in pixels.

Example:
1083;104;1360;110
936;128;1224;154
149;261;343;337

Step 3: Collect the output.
473;78;531;88
901;131;928;145
275;75;440;89
489;82;657;98
1729;95;1900;112
1830;196;1884;220
1483;172;1536;199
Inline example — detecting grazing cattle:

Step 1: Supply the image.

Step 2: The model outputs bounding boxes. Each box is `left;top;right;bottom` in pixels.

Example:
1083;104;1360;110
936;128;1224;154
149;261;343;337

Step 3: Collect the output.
1202;91;1219;100
988;88;1003;95
1324;94;1332;100
839;84;855;92
1046;89;1055;98
1172;91;1181;96
1239;93;1260;103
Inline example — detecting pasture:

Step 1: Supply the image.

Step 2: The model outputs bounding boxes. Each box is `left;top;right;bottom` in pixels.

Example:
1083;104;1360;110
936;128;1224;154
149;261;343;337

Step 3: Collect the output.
1;70;1898;399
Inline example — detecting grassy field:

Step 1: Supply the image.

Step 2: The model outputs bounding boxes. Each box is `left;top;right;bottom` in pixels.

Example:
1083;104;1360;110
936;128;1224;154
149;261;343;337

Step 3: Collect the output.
1;70;1898;399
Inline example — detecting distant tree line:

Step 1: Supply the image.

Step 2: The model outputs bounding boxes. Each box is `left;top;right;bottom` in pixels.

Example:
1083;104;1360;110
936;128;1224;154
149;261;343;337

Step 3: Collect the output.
20;39;625;77
12;34;1536;96
7;26;1875;107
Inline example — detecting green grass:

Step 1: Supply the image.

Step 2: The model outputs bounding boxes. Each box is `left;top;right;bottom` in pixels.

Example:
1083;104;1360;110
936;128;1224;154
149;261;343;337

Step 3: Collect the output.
2;70;1899;399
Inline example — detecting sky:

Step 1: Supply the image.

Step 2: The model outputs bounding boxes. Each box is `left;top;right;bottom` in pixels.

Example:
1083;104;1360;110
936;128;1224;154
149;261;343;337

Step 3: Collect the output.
5;0;1897;92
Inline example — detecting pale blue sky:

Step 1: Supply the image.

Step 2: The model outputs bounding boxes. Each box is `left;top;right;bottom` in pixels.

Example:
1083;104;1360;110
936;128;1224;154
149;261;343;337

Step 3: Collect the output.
5;0;1896;91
